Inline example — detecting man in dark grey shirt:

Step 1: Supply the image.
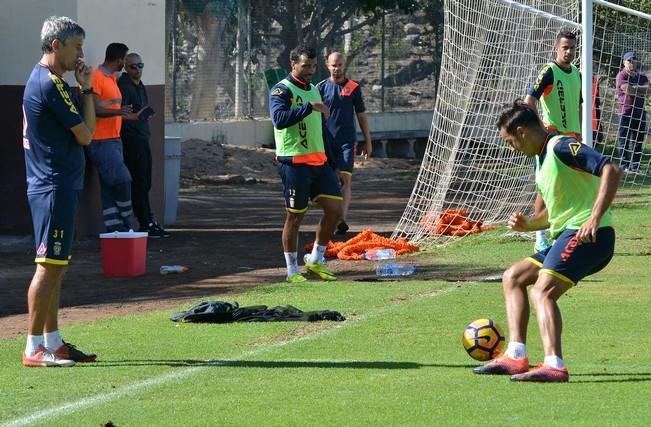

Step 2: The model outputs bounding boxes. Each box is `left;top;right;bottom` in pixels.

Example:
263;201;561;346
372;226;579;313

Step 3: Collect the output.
118;52;169;238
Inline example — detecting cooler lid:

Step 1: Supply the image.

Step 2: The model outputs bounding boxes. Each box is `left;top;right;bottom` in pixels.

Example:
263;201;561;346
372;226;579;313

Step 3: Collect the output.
99;231;149;239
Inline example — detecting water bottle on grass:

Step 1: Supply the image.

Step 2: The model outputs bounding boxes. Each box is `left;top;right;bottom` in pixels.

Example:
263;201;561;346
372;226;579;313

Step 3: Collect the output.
364;248;397;260
376;263;416;277
160;265;189;274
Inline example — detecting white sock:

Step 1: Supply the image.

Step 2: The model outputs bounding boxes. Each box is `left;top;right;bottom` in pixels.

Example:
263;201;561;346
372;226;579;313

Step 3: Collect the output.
26;335;44;356
544;355;565;369
44;330;64;351
505;341;527;360
535;230;548;244
284;252;299;276
308;243;327;264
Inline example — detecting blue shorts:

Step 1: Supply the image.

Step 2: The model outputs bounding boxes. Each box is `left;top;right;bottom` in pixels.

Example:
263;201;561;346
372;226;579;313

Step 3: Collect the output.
85;138;132;186
333;141;357;175
28;189;80;265
277;163;342;213
528;227;615;286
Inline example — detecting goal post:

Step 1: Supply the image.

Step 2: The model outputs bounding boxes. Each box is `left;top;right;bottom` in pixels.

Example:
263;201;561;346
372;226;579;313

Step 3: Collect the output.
392;0;651;245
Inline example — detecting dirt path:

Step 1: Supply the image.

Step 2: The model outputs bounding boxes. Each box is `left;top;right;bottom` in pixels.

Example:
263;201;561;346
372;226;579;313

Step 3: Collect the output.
0;157;423;339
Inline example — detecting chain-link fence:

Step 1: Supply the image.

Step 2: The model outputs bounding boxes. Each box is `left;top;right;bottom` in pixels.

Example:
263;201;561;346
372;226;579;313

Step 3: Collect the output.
165;0;443;122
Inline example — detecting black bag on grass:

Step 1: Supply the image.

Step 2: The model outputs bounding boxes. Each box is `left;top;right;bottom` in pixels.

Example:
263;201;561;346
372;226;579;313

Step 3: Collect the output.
171;302;345;323
170;301;238;323
233;305;345;322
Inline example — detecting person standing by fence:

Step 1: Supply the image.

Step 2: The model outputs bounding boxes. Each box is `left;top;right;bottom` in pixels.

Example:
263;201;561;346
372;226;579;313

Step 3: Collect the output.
615;51;649;174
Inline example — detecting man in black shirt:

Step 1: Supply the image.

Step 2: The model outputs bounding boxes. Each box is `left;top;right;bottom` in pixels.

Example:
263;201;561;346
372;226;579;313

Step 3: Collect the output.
118;52;169;238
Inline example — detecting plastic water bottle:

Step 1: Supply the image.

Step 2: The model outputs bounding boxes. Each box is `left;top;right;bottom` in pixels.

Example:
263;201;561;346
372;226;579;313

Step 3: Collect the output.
160;265;189;274
376;263;416;277
363;248;397;260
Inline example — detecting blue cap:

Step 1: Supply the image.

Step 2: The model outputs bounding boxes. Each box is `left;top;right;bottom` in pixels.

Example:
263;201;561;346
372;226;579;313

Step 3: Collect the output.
623;52;637;61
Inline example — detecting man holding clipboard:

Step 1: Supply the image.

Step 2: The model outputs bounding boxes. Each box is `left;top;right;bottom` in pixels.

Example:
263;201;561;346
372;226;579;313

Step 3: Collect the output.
118;52;169;238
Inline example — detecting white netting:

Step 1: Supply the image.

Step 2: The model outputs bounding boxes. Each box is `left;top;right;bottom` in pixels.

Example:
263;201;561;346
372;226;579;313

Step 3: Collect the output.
393;0;650;244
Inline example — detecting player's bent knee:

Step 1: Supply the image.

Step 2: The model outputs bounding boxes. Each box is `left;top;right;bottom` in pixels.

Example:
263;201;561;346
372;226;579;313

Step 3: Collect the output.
531;275;571;303
502;266;528;289
285;212;304;226
325;206;343;222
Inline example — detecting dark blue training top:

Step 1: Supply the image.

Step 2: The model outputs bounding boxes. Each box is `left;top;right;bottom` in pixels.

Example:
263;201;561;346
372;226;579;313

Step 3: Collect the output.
539;136;610;176
23;64;84;194
269;74;315;129
317;78;366;145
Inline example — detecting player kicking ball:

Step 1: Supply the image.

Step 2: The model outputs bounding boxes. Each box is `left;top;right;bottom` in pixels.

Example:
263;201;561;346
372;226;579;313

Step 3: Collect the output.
473;102;622;382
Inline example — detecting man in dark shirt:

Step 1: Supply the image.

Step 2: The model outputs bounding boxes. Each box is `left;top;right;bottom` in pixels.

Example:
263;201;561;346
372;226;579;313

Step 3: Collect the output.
22;16;97;367
615;51;649;173
317;52;372;235
118;53;168;237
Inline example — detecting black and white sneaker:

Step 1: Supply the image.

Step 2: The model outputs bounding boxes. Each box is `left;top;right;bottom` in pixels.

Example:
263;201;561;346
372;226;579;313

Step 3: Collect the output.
335;220;349;235
142;222;170;238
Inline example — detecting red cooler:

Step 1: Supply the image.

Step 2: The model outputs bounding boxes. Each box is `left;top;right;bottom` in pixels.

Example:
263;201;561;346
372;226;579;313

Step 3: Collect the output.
99;231;148;277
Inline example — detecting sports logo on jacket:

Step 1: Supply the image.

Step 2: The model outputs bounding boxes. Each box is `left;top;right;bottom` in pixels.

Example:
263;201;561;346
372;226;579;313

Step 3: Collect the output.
49;73;79;115
568;141;582;156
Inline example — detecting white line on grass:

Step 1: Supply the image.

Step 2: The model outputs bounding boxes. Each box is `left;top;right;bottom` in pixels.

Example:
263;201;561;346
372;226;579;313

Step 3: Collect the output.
2;283;464;427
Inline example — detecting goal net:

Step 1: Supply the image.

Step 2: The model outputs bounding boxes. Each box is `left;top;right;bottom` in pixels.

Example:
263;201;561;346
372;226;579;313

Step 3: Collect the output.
392;0;651;245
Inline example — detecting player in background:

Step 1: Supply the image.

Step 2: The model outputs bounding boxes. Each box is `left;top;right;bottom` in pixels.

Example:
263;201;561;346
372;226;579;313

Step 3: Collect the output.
269;45;343;283
615;51;649;174
473;102;621;382
22;16;97;367
524;30;582;252
317;52;372;235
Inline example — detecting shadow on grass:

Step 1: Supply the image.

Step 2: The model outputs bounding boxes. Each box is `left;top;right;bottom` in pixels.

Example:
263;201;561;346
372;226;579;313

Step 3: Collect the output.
570;377;651;384
79;359;477;369
76;361;651;383
563;371;651;384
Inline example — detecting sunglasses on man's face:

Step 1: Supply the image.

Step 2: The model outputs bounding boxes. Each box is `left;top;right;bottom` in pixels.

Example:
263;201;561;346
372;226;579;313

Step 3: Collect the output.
128;63;144;70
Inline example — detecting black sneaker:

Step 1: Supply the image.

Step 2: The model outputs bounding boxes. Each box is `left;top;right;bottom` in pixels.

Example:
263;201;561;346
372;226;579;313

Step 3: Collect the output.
146;222;170;238
53;341;97;363
335;220;349;235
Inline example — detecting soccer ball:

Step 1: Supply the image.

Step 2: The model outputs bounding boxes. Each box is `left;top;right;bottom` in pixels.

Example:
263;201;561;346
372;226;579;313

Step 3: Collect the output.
462;318;505;361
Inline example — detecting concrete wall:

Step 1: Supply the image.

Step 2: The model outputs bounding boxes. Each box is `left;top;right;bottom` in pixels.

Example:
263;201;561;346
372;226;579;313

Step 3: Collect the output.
166;119;274;146
0;0;165;234
363;111;433;137
164;111;434;147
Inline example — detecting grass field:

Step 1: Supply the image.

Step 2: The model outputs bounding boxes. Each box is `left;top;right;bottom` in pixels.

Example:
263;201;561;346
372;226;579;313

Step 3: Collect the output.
1;189;650;426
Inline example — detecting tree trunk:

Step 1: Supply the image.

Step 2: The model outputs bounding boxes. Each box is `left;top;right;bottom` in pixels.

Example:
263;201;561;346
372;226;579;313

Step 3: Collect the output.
276;0;301;69
165;0;176;120
189;2;229;120
234;0;246;118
